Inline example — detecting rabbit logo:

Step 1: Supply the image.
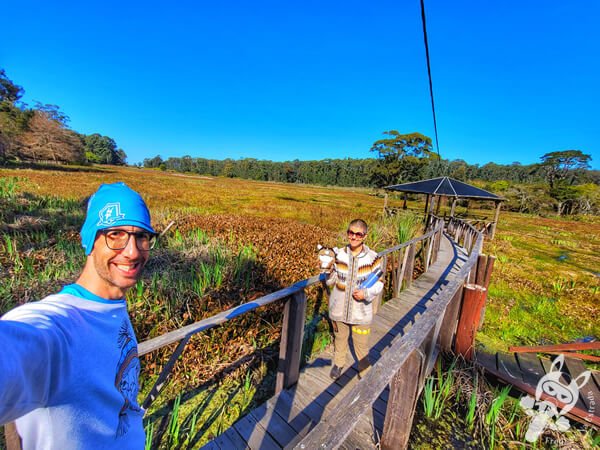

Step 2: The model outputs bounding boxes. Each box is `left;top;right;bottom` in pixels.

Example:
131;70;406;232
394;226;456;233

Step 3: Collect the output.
520;354;592;442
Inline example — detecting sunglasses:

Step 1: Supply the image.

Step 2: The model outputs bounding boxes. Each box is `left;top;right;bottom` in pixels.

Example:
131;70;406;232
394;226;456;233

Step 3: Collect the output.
347;230;366;238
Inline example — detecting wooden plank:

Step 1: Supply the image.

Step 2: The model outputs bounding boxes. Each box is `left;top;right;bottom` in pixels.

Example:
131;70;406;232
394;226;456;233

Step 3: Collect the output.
515;352;545;387
279;386;327;427
439;285;463;351
562;357;600;416
276;290;307;393
232;409;281;450
480;359;600;428
249;402;297;448
496;352;523;383
380;350;423;450
212;426;249;450
530;352;600;363
591;370;600;393
537;356;592;416
343;407;386;449
266;390;314;435
474;350;498;372
200;438;221;450
509;342;600;353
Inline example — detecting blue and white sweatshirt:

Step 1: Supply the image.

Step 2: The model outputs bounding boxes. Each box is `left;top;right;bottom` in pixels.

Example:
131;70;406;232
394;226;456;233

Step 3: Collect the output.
0;285;144;450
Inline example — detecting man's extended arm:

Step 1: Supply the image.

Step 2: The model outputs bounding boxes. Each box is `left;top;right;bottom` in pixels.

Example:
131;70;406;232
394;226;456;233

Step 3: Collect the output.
0;317;68;425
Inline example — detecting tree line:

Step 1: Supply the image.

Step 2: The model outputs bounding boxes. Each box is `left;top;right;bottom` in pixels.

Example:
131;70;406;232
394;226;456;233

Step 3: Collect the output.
0;69;126;165
143;132;598;216
1;68;597;216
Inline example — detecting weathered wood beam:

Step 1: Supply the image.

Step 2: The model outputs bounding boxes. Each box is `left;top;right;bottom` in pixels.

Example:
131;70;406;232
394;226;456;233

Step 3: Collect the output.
380;350;423;450
276;290;307;393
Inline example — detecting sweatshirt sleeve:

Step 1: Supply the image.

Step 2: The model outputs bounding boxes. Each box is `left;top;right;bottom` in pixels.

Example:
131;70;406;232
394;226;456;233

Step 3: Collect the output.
364;279;384;302
0;311;69;425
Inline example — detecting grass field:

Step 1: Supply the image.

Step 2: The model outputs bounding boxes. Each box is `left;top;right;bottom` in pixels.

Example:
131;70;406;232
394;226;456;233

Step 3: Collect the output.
1;164;598;447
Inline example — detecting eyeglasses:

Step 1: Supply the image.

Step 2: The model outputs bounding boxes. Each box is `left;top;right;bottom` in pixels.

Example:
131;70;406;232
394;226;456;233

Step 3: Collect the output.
347;230;366;238
101;229;157;251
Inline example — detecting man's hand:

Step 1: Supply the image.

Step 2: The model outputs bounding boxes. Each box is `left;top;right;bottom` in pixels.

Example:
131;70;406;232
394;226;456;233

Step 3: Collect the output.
352;289;366;301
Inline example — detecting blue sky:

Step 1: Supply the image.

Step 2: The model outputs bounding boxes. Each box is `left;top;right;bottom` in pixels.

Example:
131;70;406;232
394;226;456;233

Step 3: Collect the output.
3;1;599;168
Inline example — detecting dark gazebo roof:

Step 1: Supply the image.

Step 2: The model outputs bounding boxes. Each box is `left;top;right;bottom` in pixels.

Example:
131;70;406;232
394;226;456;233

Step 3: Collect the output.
385;177;503;201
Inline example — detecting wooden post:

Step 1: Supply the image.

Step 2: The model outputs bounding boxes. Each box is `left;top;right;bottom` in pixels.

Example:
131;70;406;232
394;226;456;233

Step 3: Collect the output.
422;314;444;382
475;254;488;286
276;290;307;392
454;284;487;360
404;243;416;289
142;336;190;409
383;192;389;216
380;350;423;450
477;255;495;330
395;247;410;296
423;236;431;272
423;194;430;223
403;192;408;210
439;285;464;351
489;201;502;240
450;198;457;217
373;255;387;315
393;248;403;297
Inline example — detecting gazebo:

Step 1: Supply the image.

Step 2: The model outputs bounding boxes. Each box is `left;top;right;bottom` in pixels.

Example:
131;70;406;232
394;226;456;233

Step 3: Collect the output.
383;176;504;239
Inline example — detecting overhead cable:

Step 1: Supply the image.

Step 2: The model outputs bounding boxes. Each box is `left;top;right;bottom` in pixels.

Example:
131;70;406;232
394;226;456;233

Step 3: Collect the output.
420;0;441;159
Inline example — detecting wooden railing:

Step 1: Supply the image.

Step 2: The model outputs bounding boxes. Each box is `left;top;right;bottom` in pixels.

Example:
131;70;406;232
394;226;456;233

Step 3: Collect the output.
293;217;485;449
138;217;446;411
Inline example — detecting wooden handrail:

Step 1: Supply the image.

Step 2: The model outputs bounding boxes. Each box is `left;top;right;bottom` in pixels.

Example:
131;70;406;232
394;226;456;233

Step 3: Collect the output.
293;219;484;449
138;273;325;356
137;216;447;410
139;220;445;356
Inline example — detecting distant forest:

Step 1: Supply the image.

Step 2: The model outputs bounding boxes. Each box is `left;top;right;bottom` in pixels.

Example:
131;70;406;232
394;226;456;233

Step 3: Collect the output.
1;68;598;216
0;69;126;166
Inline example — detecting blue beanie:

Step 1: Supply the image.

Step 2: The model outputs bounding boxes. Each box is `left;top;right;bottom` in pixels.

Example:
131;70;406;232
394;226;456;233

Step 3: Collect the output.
81;182;155;255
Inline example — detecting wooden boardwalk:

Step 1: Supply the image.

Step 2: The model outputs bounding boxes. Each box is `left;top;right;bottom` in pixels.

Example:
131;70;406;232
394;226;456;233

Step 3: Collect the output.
476;350;600;428
202;233;469;449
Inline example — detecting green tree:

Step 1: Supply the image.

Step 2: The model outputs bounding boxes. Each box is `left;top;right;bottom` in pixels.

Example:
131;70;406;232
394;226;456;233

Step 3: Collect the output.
83;133;126;165
369;131;436;187
143;155;163;168
540;150;591;189
0;69;30;161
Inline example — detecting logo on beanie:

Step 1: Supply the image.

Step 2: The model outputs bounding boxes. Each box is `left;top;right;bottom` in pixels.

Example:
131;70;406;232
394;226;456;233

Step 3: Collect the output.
97;203;126;226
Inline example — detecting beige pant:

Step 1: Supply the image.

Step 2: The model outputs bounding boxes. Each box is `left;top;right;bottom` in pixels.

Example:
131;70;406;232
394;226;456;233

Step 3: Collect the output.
332;321;371;371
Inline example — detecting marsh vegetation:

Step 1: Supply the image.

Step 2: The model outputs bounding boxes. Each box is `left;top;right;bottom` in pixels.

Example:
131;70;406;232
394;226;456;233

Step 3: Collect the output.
1;166;598;448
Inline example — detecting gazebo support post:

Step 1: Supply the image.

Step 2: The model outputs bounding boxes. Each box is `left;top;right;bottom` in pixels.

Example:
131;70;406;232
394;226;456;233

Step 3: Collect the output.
403;192;408;210
489;201;502;240
435;195;443;215
383;192;389;216
423;194;430;221
450;198;457;217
